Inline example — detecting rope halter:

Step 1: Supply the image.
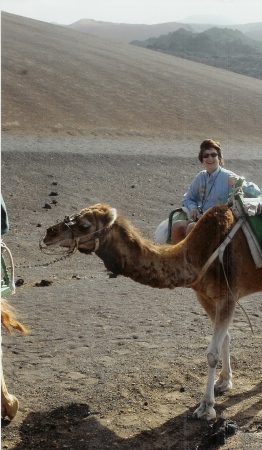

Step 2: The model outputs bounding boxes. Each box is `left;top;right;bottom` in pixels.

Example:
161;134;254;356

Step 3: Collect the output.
39;213;110;256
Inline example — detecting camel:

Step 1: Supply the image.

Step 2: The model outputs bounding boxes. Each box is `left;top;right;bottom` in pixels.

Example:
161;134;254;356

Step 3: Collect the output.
41;203;262;420
1;300;28;419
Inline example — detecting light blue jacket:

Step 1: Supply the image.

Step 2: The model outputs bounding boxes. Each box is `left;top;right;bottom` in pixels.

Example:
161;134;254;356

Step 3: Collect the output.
182;166;238;213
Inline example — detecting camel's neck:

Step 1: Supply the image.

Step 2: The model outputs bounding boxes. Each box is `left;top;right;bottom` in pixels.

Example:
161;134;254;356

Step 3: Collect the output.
96;220;197;289
95;206;235;290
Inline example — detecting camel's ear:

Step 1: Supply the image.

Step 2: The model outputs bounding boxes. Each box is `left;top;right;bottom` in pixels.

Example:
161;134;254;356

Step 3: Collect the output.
108;208;117;226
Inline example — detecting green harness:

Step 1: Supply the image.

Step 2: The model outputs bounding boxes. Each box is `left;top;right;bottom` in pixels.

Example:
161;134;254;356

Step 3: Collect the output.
235;196;262;248
232;177;262;250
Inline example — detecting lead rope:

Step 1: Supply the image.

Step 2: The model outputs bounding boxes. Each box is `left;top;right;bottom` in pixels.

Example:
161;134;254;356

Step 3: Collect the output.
1;241;16;294
200;167;221;212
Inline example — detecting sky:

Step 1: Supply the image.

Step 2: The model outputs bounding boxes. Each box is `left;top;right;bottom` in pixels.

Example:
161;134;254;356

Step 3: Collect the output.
1;0;262;26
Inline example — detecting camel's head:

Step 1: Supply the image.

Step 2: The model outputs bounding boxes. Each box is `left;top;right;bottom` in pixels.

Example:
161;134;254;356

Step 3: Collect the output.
41;203;117;255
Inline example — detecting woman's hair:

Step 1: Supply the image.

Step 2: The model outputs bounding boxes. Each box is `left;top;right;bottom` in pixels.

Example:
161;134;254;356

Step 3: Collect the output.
198;139;224;166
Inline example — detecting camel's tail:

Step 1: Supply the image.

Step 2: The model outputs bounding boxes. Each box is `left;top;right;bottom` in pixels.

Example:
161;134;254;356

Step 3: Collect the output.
1;300;29;334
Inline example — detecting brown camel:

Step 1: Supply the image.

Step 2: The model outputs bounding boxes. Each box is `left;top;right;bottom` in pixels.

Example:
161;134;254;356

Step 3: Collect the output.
1;300;28;419
42;203;262;420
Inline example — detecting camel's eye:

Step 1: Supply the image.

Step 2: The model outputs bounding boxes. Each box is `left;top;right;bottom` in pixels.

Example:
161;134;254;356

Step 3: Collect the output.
78;223;91;232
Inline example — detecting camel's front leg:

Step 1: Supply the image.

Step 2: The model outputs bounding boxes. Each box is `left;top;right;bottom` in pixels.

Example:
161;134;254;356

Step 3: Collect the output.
193;364;217;420
193;301;235;420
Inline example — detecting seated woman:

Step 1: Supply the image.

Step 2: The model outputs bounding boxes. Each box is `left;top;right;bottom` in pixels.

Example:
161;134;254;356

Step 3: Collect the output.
172;139;239;244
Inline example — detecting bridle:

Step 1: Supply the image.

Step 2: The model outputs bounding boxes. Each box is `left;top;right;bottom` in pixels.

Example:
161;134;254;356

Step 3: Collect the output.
40;213;110;256
63;214;101;253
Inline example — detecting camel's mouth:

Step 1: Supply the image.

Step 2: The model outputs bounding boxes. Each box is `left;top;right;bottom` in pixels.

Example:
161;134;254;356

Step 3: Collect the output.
43;237;71;247
39;235;76;256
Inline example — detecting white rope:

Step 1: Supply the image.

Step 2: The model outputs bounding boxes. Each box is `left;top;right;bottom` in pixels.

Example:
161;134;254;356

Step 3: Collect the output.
1;240;16;294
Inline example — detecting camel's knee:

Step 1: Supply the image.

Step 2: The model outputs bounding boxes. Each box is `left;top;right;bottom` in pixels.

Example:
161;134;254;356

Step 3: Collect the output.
207;337;223;369
207;351;219;369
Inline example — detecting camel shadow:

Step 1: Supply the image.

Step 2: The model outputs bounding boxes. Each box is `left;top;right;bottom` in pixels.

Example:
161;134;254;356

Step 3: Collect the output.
1;401;242;450
2;382;261;449
2;380;262;450
215;380;262;423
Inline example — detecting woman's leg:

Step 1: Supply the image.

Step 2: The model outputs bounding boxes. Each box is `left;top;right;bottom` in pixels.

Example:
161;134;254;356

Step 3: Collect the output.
186;221;197;235
171;220;188;244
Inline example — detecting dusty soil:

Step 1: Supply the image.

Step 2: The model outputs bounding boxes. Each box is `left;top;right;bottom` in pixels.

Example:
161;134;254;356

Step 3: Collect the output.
1;139;262;450
1;12;262;450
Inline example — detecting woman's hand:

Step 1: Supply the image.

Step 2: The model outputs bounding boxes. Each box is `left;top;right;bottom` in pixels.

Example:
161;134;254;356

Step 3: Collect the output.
190;208;199;221
228;175;239;186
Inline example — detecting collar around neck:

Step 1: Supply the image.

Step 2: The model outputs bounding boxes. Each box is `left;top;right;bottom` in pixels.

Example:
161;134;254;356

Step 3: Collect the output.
206;166;221;178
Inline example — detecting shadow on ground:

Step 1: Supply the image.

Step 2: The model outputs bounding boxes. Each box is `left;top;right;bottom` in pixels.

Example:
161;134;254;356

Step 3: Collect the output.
1;401;245;450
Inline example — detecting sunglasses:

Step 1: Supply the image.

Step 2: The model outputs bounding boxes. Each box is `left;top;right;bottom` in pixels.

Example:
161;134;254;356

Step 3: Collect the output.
202;152;218;159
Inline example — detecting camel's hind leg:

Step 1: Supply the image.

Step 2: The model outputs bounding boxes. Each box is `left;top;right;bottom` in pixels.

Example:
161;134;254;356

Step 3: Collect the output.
1;339;19;420
1;300;28;419
1;364;19;420
214;331;232;393
194;293;236;420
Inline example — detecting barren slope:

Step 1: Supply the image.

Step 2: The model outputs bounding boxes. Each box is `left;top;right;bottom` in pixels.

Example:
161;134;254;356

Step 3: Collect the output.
67;19;192;43
2;12;262;142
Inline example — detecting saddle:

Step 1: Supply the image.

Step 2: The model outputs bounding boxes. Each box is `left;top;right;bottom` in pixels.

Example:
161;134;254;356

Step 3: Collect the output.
230;183;262;268
154;207;190;244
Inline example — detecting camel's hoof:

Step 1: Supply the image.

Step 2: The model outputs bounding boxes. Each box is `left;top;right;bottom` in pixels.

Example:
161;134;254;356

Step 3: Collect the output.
193;402;216;421
1;396;19;420
1;404;8;419
214;378;232;394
